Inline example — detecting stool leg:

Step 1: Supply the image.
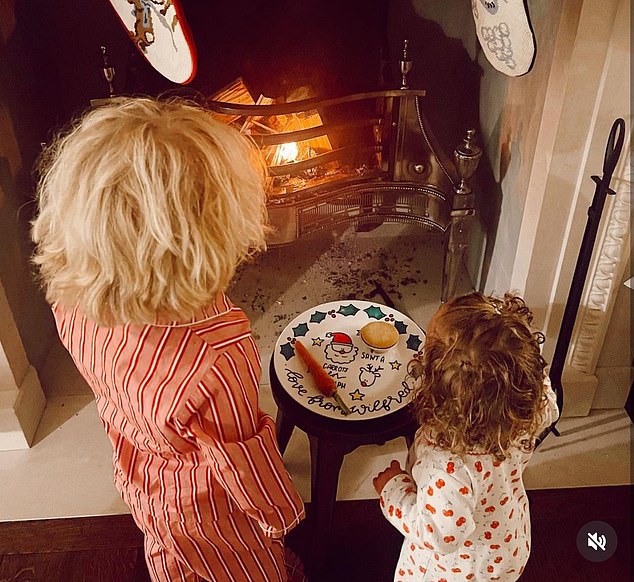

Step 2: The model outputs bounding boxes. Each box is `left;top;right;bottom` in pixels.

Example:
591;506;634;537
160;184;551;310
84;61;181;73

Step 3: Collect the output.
308;435;346;569
275;408;295;455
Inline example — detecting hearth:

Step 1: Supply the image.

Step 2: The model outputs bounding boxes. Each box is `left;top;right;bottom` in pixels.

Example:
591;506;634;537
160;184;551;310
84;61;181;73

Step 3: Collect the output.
205;42;482;301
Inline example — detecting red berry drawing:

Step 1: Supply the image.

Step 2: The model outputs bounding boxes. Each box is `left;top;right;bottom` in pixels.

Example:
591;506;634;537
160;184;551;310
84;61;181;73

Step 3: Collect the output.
464;540;473;547
444;535;456;543
446;462;455;474
403;523;409;533
475;461;483;472
491;521;500;528
424;541;435;550
459;486;469;495
456;517;466;526
426;524;434;533
487;566;494;573
485;506;496;513
427;486;434;496
504;534;512;543
484;471;491;479
460;554;470;559
490;544;500;550
388;505;394;516
443;509;454;517
484;531;492;540
494;556;503;563
436;478;446;488
395;508;402;519
425;503;436;514
500;496;509;505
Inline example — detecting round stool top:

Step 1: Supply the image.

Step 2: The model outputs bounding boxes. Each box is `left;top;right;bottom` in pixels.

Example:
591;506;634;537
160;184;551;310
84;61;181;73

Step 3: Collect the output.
273;300;425;421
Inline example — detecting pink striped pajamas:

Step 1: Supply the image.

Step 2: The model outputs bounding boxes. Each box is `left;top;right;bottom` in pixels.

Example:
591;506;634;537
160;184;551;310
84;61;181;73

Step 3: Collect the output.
53;293;305;582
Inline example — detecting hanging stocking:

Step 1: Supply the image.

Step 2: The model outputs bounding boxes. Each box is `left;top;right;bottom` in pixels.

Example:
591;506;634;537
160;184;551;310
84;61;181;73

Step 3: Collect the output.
470;0;536;76
109;0;197;84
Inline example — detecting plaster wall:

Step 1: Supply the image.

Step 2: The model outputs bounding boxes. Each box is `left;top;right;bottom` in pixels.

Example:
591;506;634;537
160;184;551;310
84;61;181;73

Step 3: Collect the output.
0;10;58;375
408;0;568;295
478;1;567;295
593;258;632;409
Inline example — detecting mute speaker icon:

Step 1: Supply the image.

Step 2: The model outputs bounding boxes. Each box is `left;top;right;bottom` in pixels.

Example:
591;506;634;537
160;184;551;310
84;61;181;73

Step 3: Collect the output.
578;521;616;562
587;532;607;551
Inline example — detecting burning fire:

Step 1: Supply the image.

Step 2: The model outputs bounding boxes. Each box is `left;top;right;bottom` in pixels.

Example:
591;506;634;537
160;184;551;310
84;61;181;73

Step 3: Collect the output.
277;141;300;164
266;111;332;168
209;80;338;189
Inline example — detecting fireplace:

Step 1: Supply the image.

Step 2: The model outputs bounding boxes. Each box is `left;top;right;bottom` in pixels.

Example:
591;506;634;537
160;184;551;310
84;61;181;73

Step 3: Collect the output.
205;43;483;302
0;0;629;457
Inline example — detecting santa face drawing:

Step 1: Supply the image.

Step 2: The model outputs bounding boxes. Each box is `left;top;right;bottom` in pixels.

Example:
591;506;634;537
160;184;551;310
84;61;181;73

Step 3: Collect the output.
324;332;358;365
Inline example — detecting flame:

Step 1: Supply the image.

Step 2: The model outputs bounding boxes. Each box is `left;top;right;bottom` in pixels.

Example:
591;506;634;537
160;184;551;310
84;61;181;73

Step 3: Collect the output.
278;141;299;164
266;111;332;168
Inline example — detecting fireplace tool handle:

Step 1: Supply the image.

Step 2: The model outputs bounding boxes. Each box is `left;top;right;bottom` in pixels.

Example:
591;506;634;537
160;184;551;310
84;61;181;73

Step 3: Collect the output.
539;118;626;444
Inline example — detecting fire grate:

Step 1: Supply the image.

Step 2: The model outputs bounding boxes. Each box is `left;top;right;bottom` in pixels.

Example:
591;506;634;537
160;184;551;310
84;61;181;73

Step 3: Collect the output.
205;42;482;301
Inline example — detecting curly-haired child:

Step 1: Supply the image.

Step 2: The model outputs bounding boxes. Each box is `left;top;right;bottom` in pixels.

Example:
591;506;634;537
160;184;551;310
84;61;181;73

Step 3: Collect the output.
31;97;305;582
373;292;558;581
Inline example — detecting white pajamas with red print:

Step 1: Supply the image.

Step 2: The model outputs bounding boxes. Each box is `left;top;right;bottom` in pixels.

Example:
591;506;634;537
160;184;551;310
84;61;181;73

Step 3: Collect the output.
380;386;558;582
53;293;305;582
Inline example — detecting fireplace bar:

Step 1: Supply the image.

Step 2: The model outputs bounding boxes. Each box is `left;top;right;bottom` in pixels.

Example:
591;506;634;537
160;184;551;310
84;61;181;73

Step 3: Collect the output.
206;68;481;303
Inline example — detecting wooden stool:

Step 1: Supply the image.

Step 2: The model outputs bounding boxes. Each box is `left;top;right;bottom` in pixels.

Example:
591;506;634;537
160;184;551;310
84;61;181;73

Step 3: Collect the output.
270;356;417;568
268;299;424;569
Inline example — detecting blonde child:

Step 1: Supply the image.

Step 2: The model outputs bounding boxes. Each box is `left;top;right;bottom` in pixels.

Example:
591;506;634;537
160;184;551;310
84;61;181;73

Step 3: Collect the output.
31;97;305;582
373;292;558;581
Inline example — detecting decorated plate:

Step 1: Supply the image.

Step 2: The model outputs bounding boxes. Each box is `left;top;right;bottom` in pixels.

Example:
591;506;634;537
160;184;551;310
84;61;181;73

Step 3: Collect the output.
273;300;425;420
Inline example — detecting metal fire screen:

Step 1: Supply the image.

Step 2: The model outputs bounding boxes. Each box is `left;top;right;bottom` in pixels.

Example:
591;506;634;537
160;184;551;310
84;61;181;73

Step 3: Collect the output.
205;63;481;302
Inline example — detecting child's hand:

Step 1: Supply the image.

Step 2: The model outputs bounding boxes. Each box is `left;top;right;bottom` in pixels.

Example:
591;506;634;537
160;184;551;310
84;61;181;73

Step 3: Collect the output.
373;460;406;495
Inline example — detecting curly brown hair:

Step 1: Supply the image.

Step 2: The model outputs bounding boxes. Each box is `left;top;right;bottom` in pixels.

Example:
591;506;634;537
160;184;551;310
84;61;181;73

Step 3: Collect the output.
409;292;547;460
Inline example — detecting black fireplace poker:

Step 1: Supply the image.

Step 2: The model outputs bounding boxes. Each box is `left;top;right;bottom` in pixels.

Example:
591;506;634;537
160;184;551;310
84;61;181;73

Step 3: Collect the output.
539;118;626;443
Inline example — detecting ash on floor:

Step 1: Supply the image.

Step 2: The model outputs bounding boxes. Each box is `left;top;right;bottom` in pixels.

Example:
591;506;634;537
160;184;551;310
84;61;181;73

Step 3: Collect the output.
228;223;472;377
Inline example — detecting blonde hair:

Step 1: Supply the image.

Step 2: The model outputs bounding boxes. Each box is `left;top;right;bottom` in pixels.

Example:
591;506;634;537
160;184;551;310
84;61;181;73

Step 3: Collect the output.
31;97;269;326
409;292;547;460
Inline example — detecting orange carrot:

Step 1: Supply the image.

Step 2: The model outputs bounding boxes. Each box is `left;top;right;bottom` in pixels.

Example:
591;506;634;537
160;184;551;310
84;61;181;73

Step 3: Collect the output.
294;340;337;395
294;340;351;415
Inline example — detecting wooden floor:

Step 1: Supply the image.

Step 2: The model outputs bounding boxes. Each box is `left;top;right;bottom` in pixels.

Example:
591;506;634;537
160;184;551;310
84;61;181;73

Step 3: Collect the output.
0;486;630;582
